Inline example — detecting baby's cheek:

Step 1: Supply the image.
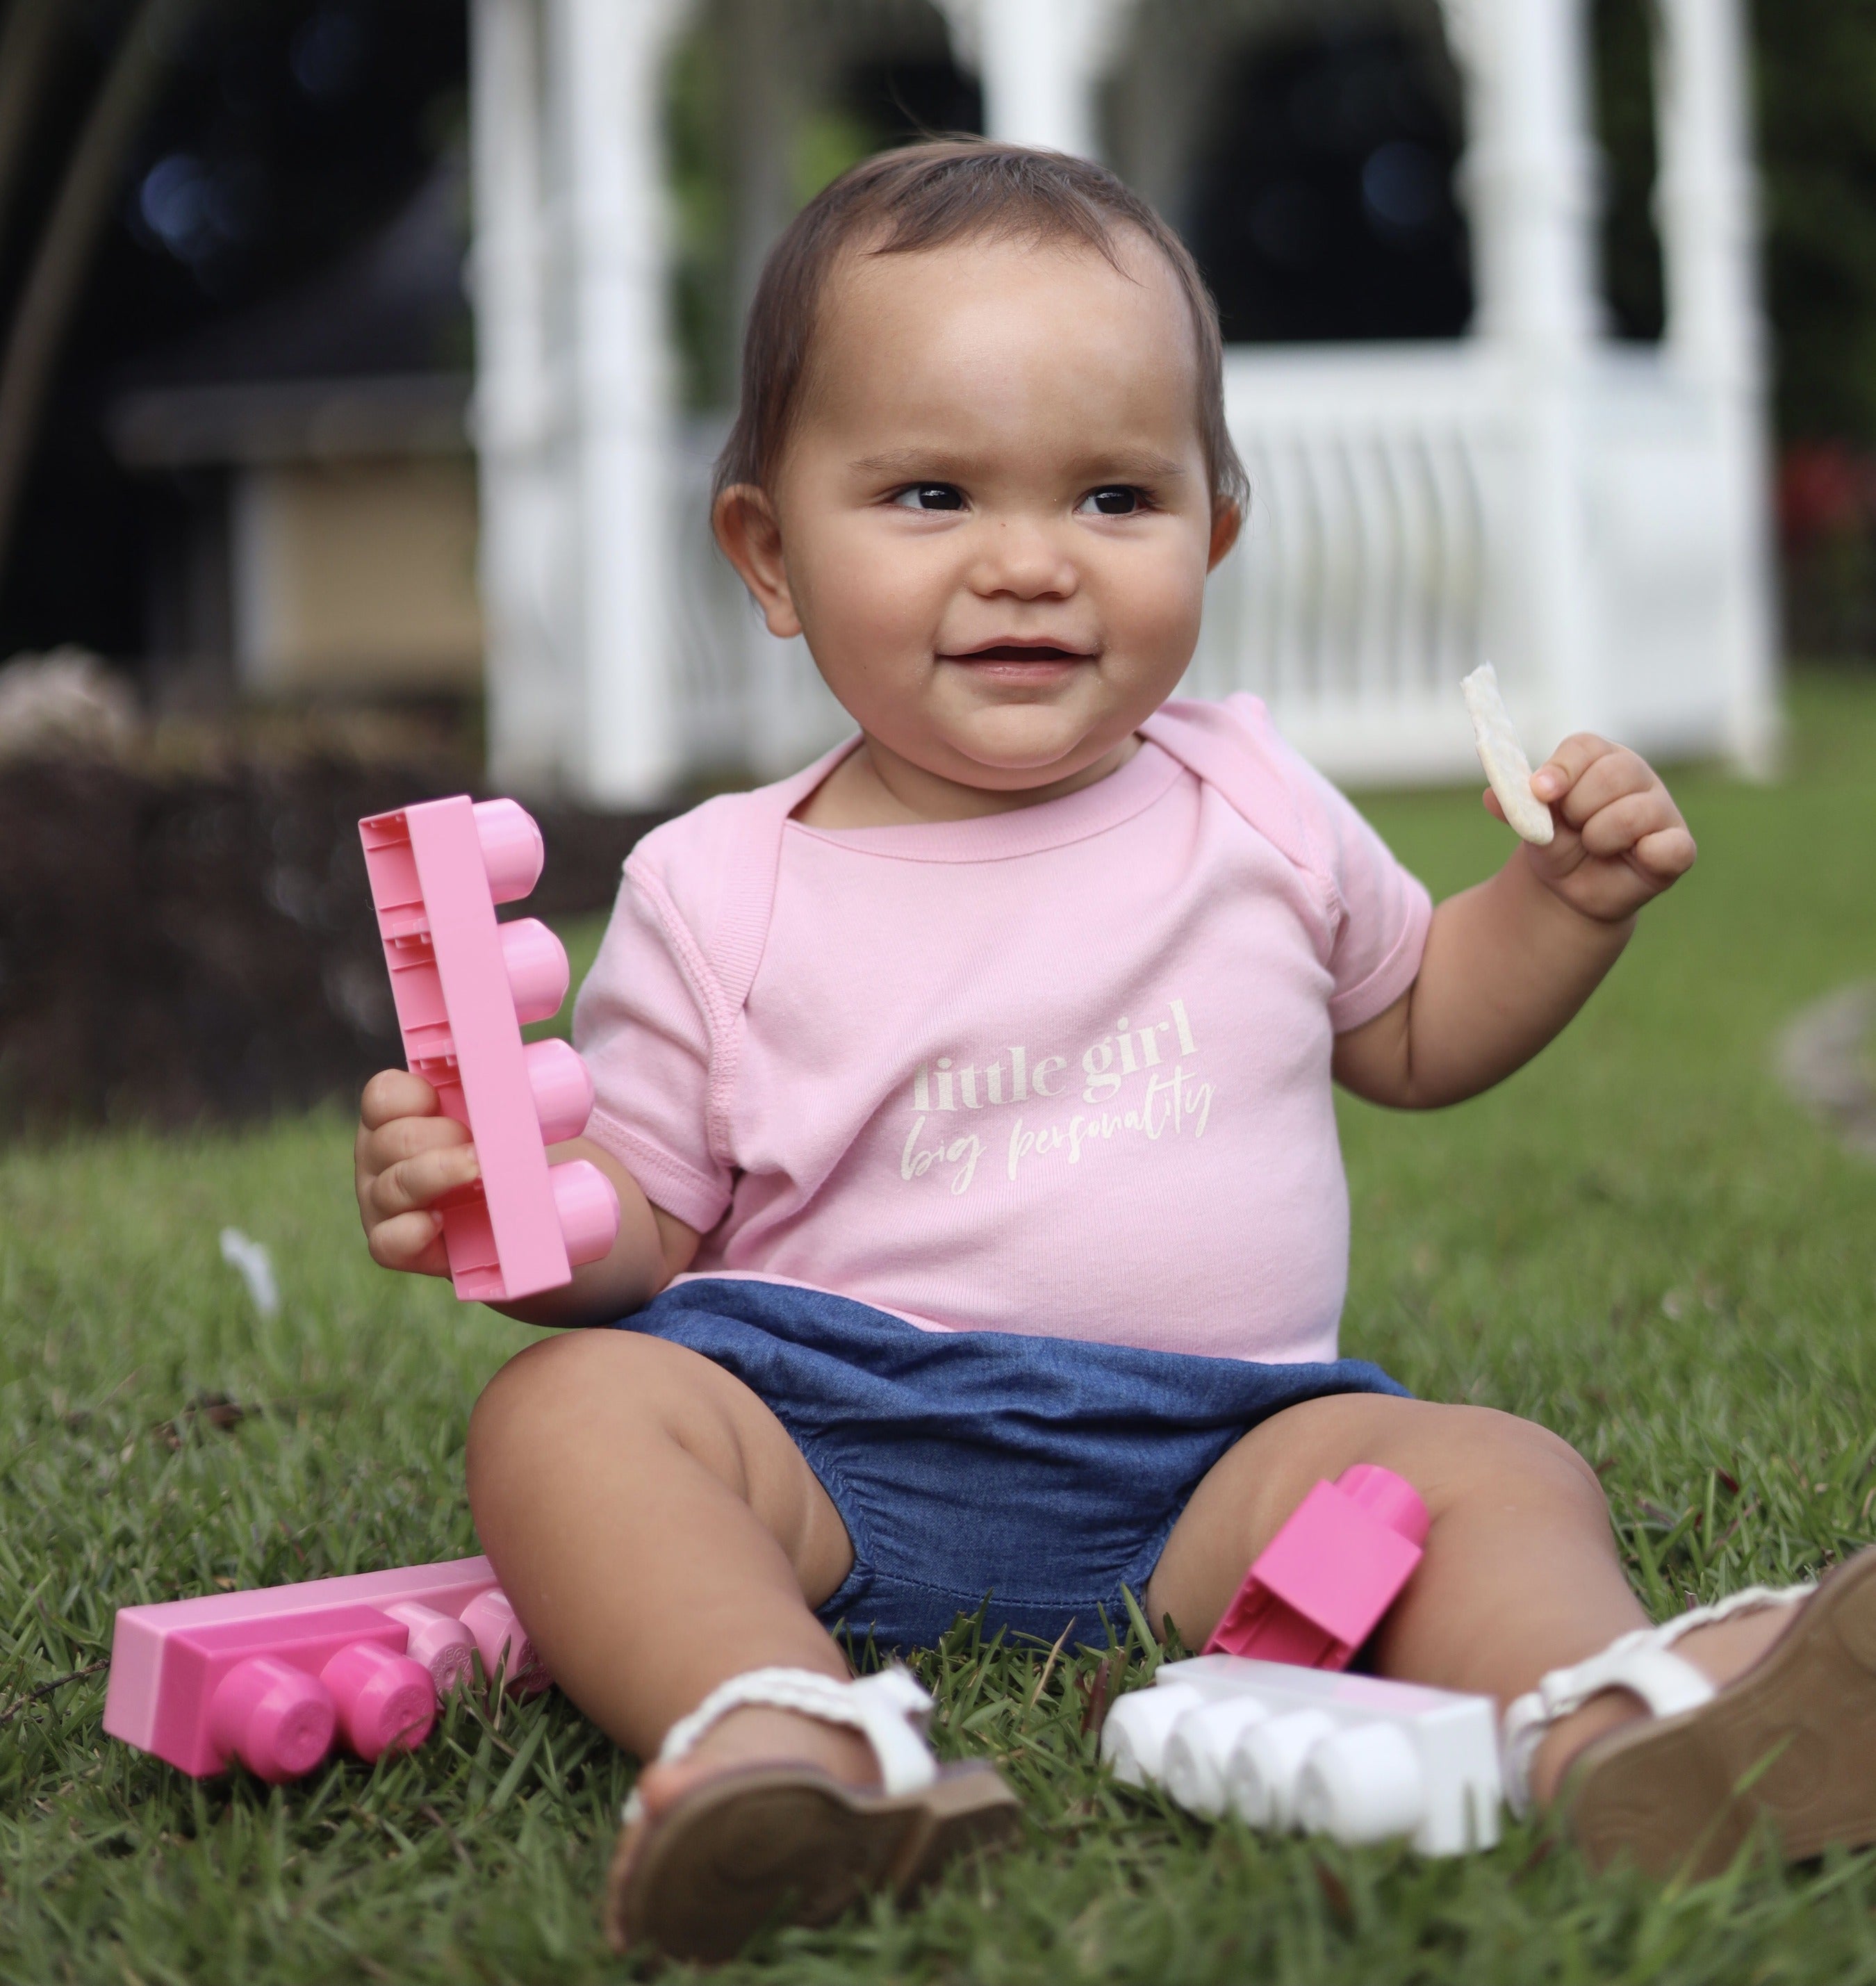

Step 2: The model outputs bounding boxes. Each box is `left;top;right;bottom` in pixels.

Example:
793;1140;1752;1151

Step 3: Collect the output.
800;591;937;710
818;534;951;645
1105;561;1207;676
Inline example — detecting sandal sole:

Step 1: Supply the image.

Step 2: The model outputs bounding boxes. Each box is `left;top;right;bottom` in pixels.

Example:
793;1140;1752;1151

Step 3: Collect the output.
1568;1547;1876;1879
605;1759;1022;1962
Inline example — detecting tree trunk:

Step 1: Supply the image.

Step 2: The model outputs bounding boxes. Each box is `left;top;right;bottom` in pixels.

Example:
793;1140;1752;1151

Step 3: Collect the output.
0;0;214;586
0;0;72;261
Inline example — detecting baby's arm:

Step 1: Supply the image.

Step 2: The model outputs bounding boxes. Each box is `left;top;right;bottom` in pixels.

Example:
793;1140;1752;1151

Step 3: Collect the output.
354;1068;699;1327
1333;735;1697;1108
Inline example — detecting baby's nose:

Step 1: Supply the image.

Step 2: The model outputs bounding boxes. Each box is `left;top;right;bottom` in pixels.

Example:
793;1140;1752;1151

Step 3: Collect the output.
969;519;1078;600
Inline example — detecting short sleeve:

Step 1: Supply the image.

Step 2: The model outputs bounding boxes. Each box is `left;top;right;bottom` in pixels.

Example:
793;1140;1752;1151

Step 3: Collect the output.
571;868;734;1233
1142;695;1435;1035
1286;754;1433;1033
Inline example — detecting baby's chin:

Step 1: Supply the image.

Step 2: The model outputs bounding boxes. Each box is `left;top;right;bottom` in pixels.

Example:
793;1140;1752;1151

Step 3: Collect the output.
923;705;1130;789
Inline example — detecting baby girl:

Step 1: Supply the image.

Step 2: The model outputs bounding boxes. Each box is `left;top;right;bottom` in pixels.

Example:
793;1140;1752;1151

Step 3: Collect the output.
356;141;1876;1962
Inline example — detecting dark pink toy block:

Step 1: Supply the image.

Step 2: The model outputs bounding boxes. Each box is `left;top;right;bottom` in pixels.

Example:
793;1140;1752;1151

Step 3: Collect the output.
109;1604;429;1780
1203;1464;1430;1669
104;1556;554;1780
359;794;622;1302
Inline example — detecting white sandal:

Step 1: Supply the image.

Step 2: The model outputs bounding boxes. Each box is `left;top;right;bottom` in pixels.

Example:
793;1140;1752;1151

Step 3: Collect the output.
1503;1550;1876;1877
605;1665;1021;1962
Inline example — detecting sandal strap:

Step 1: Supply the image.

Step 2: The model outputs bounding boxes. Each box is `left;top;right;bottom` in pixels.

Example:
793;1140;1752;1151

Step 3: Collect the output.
1500;1582;1813;1816
623;1666;938;1823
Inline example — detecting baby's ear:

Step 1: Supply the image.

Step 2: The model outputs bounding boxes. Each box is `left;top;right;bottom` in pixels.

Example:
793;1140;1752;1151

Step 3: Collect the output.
1208;500;1242;572
712;484;802;639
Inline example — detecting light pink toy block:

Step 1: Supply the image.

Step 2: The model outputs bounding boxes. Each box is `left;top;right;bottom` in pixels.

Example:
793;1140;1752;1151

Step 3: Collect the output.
458;1586;552;1696
359;794;622;1302
104;1555;554;1780
1203;1463;1429;1669
384;1601;479;1694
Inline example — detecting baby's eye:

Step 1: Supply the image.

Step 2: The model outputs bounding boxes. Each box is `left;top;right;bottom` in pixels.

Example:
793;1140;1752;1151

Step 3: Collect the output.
891;483;966;512
1079;486;1144;516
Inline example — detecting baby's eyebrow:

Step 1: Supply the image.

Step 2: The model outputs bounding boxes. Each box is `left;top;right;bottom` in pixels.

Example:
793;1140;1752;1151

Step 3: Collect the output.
847;447;973;479
846;446;1190;484
1077;449;1189;485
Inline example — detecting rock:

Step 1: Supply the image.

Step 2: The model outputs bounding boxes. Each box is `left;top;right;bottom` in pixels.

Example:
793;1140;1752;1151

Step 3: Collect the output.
0;648;140;762
1775;983;1876;1160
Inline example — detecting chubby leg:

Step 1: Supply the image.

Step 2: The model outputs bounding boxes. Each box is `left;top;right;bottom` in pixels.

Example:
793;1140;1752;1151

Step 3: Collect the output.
474;1331;1023;1961
468;1329;874;1808
1146;1395;1793;1803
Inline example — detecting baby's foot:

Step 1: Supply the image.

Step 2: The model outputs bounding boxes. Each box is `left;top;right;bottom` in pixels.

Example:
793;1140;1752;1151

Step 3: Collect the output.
632;1702;879;1820
1532;1593;1803;1803
607;1666;1021;1963
1672;1593;1804;1687
1532;1554;1876;1878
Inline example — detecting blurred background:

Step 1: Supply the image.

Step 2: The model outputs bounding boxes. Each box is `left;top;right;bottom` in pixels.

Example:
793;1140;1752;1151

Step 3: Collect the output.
0;0;1869;1126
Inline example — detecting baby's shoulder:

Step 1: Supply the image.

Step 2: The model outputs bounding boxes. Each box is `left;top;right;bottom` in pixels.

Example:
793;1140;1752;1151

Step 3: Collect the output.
623;750;837;983
630;785;768;884
1145;692;1352;889
624;790;773;955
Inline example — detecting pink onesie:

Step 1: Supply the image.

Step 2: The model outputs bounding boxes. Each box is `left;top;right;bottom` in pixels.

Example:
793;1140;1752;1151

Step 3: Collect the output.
574;695;1431;1365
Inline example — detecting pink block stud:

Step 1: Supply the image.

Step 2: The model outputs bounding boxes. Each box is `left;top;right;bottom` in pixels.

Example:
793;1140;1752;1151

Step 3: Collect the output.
525;1037;597;1145
552;1158;623;1267
358;795;623;1301
459;1587;552;1696
1203;1463;1430;1670
498;918;570;1025
384;1602;479;1694
208;1655;336;1782
472;798;545;902
321;1640;437;1762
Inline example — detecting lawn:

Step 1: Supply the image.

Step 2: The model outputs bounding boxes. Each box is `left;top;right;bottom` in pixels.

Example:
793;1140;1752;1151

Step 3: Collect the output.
3;671;1876;1984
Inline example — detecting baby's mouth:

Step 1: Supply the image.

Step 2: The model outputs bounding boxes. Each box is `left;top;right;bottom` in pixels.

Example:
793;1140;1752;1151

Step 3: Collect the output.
941;641;1097;678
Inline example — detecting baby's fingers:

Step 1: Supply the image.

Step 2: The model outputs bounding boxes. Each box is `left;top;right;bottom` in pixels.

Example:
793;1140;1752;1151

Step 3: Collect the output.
367;1206;450;1275
369;1142;479;1224
1577;788;1672;860
364;1108;470;1176
1530;733;1617;805
1549;745;1656;830
1633;823;1697;880
361;1067;441;1131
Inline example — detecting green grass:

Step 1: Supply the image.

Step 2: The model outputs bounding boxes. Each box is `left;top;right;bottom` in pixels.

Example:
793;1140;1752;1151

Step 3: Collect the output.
4;671;1876;1983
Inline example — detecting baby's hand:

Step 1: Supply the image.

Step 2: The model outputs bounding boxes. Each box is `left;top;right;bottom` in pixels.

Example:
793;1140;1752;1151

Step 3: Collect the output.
1488;735;1697;924
354;1068;477;1278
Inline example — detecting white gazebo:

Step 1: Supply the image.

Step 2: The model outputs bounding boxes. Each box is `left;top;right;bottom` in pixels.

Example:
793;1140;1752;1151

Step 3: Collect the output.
468;0;1775;803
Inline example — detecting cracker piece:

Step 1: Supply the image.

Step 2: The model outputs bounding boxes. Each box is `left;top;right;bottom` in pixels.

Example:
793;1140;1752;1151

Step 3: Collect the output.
1461;663;1555;846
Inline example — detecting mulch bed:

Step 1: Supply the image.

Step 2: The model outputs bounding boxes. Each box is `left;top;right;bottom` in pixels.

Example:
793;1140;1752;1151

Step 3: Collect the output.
0;755;662;1129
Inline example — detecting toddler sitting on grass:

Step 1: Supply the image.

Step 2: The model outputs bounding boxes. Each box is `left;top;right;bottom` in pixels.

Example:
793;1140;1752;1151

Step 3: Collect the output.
355;142;1876;1962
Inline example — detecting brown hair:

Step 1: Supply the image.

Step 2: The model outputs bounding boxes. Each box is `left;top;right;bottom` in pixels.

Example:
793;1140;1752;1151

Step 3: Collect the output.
714;138;1247;514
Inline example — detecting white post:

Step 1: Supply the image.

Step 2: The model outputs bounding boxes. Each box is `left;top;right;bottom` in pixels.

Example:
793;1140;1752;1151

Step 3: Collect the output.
1451;0;1605;744
1654;0;1779;773
1656;0;1758;381
1459;0;1601;354
470;0;562;793
509;0;685;806
948;0;1128;159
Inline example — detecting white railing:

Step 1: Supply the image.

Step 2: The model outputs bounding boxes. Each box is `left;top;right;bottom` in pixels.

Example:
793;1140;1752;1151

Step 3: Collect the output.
1196;346;1511;782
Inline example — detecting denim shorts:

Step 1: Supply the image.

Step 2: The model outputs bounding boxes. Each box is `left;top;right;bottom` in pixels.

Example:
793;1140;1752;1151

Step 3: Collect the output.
620;1277;1407;1652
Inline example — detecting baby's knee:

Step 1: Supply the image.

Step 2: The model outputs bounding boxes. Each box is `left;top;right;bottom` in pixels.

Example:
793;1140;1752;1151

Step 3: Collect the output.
466;1329;668;1491
1418;1402;1605;1511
